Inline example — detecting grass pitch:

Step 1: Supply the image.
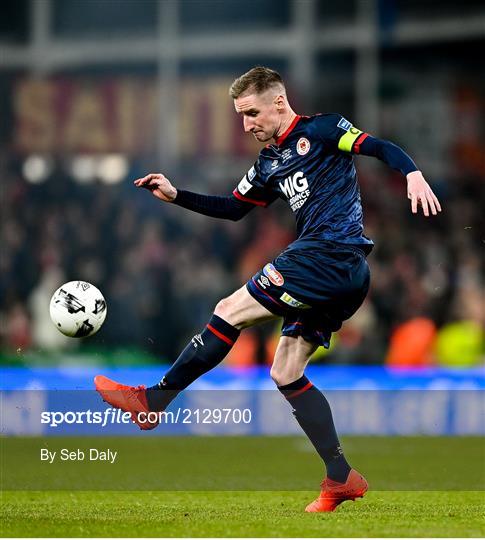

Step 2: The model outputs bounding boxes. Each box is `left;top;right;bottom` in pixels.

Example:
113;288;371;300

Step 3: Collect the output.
2;490;484;537
1;436;484;537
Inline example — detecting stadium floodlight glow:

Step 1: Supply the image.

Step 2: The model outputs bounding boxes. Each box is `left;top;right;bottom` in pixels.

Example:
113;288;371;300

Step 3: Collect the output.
71;155;98;184
97;154;128;185
22;155;53;184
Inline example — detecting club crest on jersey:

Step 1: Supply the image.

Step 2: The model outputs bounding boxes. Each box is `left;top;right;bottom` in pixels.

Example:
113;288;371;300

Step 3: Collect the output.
263;264;284;286
296;137;310;155
271;160;279;170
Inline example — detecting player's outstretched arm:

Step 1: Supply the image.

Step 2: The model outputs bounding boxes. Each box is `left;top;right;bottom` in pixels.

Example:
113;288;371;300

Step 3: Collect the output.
134;172;254;221
357;137;442;217
134;173;177;202
406;170;442;217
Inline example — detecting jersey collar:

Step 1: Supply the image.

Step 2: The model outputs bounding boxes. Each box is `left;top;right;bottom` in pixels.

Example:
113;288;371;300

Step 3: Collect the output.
275;115;301;146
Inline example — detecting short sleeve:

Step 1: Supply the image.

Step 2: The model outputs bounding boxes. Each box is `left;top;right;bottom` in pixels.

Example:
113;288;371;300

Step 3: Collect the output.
232;161;278;207
313;113;369;154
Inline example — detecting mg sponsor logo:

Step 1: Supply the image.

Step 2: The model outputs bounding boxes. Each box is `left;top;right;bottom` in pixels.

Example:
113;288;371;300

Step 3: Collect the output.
278;171;310;211
279;171;308;197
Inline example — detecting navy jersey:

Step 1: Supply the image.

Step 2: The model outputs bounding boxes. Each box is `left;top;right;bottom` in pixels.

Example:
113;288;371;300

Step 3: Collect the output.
233;114;373;251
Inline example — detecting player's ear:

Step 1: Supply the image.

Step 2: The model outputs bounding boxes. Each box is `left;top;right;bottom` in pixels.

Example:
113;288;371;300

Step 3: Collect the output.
274;94;285;111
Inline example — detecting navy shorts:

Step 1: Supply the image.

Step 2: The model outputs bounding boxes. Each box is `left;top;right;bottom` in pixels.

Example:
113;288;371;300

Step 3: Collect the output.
246;238;370;347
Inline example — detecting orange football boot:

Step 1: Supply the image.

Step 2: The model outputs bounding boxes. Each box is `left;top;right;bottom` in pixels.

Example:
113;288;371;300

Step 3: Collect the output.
305;469;368;512
94;375;159;430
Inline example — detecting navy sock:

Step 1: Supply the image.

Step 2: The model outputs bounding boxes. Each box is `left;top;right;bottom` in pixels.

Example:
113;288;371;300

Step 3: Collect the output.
278;375;351;483
146;314;240;411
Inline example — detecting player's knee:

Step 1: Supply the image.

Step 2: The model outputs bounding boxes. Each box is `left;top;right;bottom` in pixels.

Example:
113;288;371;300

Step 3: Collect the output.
270;364;298;386
270;365;283;385
214;296;234;321
270;360;306;387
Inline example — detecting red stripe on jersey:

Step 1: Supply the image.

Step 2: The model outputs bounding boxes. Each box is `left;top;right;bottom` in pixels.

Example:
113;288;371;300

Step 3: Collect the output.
285;381;314;399
207;324;234;346
232;189;268;207
352;133;369;154
276;115;301;146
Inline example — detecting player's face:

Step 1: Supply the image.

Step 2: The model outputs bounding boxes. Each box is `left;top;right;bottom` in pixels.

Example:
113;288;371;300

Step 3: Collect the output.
234;91;282;142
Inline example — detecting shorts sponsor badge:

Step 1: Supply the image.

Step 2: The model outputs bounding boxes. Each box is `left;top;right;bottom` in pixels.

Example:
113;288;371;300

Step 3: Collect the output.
263;263;284;286
279;292;311;309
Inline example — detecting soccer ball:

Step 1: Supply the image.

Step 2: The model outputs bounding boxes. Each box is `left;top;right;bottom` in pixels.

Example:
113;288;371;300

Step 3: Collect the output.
49;281;107;337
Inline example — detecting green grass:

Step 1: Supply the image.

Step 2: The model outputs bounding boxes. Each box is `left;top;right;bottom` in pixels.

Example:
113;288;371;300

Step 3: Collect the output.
2;435;484;490
1;490;484;537
1;436;484;537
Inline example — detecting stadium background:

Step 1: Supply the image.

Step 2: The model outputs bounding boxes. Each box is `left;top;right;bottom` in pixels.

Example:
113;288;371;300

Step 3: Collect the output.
1;0;483;369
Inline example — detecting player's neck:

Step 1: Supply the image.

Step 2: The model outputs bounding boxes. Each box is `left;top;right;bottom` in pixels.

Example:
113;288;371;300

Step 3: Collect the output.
275;111;298;141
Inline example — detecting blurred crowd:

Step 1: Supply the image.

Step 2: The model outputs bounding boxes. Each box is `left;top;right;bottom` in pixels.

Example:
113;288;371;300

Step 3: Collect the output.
0;153;483;367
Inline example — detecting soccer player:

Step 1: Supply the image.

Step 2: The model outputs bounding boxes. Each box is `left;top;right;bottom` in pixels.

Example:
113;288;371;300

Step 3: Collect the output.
95;67;441;512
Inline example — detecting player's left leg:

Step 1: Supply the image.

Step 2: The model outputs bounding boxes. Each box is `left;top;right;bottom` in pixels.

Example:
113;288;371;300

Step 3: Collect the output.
271;335;368;512
95;286;277;429
142;285;276;408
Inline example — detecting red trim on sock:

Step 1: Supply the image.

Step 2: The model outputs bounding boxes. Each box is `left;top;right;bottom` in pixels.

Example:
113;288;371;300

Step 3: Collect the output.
207;324;235;346
285;381;313;399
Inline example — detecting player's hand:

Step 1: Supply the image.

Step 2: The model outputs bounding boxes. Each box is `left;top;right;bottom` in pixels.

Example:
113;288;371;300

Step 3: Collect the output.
133;173;177;202
406;171;442;217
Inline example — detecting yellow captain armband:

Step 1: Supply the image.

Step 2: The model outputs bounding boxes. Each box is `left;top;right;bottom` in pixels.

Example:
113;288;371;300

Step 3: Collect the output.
338;126;363;152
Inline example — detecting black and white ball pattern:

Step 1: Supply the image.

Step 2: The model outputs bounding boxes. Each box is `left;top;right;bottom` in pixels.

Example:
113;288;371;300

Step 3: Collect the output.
49;281;107;337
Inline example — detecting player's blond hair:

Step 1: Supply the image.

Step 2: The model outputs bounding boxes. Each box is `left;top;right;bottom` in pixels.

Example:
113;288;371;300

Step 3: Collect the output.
229;66;285;99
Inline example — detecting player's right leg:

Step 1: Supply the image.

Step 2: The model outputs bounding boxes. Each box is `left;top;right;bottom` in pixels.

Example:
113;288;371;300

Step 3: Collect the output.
94;286;276;429
244;238;370;510
270;335;368;512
